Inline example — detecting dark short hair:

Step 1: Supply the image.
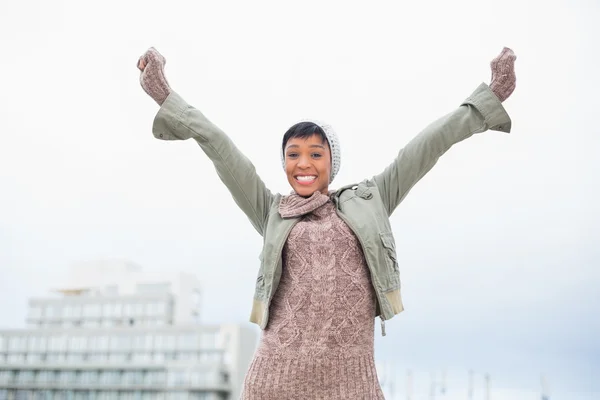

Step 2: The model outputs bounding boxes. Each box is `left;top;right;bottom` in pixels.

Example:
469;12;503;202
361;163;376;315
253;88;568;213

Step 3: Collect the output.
281;122;329;155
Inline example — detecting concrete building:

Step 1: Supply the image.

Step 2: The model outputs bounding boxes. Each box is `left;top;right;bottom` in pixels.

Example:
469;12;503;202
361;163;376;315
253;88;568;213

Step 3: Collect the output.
0;260;257;400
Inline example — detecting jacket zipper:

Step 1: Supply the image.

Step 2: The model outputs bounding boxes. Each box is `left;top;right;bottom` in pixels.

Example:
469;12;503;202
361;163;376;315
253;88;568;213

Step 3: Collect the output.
333;197;388;337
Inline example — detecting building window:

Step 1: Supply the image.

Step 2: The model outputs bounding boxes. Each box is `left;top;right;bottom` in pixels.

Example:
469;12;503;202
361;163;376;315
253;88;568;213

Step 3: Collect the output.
0;371;12;384
87;353;104;362
197;351;223;363
44;304;60;318
99;391;119;400
192;288;201;309
83;320;100;328
99;371;120;385
102;302;112;317
144;334;153;349
64;304;81;318
7;353;24;364
46;353;59;363
114;303;123;317
64;320;82;328
104;303;122;317
122;371;143;385
27;353;43;363
104;285;119;295
52;390;69;400
135;303;145;316
188;394;210;400
147;302;157;316
166;335;177;349
109;353;126;363
29;336;46;352
68;353;85;363
84;303;101;317
58;371;76;384
34;391;53;400
73;390;93;400
78;371;98;384
131;352;151;363
15;370;34;384
167;370;189;387
132;334;144;350
154;335;165;349
124;303;134;316
14;390;33;400
146;301;166;317
111;334;131;350
119;391;135;400
28;305;42;318
96;336;109;350
49;335;66;352
144;371;166;385
200;332;216;349
70;336;87;351
166;392;189;400
8;336;27;351
179;333;197;349
36;371;52;384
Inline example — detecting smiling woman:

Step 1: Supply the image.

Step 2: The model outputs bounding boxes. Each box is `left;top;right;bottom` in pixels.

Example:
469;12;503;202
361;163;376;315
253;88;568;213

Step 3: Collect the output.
137;46;517;400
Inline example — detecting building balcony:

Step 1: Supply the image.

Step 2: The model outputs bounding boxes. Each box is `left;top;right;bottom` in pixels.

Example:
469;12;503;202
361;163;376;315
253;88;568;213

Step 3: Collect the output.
0;382;230;393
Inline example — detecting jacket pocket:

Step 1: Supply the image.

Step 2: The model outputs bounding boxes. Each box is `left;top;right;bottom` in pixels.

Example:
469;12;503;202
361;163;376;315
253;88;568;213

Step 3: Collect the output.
379;232;399;272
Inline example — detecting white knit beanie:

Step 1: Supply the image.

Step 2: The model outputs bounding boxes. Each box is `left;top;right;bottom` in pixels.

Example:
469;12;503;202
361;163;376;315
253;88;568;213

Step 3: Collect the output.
280;120;341;183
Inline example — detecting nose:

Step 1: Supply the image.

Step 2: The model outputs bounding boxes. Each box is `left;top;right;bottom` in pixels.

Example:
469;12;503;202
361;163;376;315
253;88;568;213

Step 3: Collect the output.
297;154;311;168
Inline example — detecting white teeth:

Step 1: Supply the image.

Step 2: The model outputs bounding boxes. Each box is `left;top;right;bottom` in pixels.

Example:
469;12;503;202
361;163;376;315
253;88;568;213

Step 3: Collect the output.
297;176;316;182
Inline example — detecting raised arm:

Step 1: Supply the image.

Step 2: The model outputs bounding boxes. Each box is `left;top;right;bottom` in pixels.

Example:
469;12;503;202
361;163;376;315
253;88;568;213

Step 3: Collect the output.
373;47;517;216
138;48;274;236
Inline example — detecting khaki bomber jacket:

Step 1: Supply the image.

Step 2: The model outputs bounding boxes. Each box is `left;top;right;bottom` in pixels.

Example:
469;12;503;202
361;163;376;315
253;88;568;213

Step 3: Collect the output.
151;83;511;334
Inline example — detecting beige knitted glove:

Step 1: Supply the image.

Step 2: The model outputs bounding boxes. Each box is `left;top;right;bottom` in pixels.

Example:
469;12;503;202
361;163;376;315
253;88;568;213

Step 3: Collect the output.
137;47;171;106
489;47;517;102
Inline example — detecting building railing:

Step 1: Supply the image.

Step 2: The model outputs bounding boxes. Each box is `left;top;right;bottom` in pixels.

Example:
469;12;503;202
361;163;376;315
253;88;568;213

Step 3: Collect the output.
0;382;230;392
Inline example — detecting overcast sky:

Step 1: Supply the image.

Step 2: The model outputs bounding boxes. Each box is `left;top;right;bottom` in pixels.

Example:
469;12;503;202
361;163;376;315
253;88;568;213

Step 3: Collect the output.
1;0;599;398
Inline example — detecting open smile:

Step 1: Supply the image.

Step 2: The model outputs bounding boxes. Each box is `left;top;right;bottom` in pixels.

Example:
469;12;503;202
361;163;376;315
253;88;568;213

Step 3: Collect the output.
294;175;317;185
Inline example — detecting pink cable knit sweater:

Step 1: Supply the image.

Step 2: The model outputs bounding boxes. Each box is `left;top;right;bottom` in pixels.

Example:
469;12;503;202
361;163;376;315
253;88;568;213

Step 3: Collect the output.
241;192;385;399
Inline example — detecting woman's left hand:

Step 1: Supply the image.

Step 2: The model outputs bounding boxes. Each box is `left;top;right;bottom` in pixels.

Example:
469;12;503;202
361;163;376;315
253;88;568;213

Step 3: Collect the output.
489;47;517;102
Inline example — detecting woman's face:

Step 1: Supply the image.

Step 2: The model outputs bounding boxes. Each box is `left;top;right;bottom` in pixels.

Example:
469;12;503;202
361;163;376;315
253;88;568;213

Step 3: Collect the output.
284;134;331;197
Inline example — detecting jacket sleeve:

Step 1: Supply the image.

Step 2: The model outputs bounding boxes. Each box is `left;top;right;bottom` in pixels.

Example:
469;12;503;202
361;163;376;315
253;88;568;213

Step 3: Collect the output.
152;91;274;236
373;83;512;216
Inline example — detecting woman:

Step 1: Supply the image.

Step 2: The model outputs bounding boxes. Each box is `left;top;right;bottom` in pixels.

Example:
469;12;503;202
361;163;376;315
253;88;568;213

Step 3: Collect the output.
137;47;516;399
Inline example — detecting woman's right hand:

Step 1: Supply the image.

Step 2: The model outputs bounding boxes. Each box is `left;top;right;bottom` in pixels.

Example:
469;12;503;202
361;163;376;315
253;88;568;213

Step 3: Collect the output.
137;47;172;106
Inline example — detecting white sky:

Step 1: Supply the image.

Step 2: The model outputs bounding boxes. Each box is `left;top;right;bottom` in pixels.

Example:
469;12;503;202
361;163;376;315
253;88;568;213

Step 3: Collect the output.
1;0;599;398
